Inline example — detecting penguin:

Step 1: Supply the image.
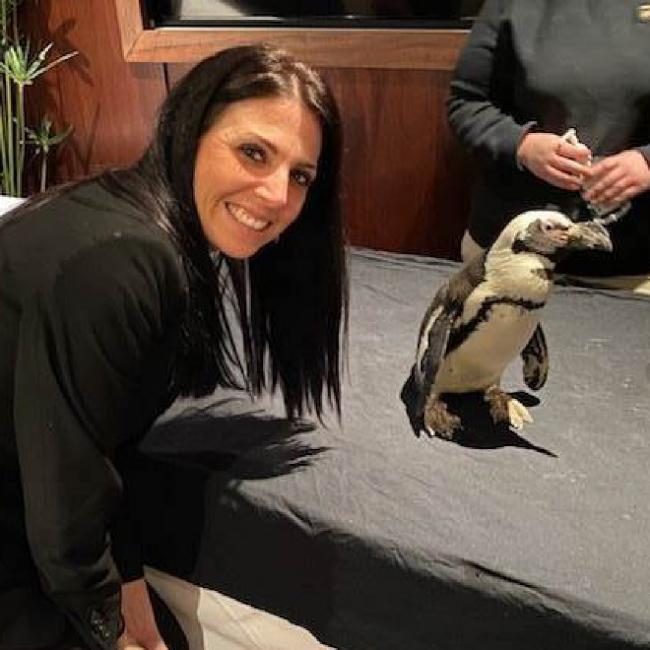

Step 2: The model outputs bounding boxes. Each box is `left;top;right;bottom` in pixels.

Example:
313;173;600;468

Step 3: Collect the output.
401;210;613;440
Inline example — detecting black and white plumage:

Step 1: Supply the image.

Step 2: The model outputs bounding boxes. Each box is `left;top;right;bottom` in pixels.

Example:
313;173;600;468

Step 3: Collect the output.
401;210;612;440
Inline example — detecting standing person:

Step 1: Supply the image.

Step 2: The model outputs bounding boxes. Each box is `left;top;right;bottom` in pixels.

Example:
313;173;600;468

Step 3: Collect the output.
448;0;650;279
0;43;348;649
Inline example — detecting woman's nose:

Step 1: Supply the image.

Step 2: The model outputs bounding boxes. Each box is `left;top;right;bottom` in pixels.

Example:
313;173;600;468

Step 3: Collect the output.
256;166;289;205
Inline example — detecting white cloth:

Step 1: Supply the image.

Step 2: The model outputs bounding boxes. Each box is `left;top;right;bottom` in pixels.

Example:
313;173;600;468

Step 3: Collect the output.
145;568;336;650
0;196;25;216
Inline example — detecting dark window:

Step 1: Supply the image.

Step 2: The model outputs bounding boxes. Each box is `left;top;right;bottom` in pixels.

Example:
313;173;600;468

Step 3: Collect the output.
144;1;485;28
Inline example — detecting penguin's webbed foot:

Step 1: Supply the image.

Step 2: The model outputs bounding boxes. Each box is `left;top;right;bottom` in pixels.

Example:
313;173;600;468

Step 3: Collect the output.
424;393;461;440
484;385;533;431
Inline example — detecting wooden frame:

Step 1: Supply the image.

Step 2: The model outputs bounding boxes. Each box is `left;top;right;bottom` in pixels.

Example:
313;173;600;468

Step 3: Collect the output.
114;0;467;70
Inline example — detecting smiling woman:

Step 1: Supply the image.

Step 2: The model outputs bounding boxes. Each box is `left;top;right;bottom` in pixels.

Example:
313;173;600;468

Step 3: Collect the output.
193;95;322;258
0;44;347;650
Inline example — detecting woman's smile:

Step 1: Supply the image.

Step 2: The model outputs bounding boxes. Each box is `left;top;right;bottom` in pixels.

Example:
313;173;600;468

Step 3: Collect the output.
226;202;271;232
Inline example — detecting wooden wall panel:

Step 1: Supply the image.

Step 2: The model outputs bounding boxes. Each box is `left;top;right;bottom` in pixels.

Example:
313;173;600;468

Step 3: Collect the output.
23;0;167;184
322;68;471;259
114;0;467;70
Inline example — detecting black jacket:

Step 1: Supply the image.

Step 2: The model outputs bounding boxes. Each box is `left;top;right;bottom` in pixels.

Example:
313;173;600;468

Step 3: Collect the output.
448;0;650;275
0;181;187;648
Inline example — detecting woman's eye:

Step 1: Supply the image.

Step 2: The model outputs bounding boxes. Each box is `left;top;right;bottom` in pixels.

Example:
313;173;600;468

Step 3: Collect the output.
240;144;265;163
291;169;313;188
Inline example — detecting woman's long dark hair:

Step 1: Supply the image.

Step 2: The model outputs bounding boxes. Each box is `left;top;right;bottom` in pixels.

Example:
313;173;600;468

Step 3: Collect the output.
99;44;348;420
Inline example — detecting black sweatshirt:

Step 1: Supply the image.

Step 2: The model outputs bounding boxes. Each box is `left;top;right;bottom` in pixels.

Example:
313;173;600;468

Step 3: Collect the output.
0;181;187;649
448;0;650;275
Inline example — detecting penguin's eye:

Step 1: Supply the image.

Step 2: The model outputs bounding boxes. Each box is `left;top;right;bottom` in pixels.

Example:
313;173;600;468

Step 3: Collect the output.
540;220;567;233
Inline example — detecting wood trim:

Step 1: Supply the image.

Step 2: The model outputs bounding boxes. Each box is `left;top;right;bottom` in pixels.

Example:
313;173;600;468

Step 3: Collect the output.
114;0;467;70
114;0;146;60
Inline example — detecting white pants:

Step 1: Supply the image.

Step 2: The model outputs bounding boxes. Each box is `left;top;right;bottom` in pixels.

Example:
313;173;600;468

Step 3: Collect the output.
460;230;485;262
145;568;336;650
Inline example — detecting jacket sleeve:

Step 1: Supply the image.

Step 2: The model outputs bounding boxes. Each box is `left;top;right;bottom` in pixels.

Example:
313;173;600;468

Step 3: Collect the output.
13;237;184;649
447;0;535;169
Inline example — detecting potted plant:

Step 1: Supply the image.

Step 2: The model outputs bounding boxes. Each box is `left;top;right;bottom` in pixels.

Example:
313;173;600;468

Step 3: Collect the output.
0;0;76;197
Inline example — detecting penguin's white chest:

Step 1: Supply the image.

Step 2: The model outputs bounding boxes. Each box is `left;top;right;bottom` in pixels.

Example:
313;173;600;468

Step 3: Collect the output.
436;302;541;393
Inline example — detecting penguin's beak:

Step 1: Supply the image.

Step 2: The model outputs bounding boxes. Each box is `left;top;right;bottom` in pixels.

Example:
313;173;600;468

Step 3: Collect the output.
566;221;613;251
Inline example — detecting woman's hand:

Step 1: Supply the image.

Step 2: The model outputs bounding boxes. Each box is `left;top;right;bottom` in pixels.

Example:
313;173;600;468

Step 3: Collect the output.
582;149;650;209
517;131;592;190
118;578;168;650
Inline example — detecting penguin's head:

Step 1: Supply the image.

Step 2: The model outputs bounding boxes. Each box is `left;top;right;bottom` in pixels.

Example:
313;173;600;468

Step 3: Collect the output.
498;210;613;258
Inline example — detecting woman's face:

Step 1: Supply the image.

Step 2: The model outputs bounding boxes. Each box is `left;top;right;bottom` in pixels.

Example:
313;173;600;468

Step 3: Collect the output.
193;94;322;259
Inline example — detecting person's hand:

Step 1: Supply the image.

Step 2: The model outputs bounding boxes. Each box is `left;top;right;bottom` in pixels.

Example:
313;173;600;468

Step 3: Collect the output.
582;149;650;209
118;578;168;650
517;131;592;190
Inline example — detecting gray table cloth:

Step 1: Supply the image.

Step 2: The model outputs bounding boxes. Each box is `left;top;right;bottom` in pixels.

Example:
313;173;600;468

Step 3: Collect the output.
129;248;650;650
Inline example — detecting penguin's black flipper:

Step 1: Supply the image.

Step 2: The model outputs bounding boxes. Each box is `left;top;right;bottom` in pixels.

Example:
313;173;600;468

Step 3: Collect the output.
521;324;548;390
416;303;453;401
401;292;453;435
402;254;484;437
400;367;424;435
403;288;454;421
